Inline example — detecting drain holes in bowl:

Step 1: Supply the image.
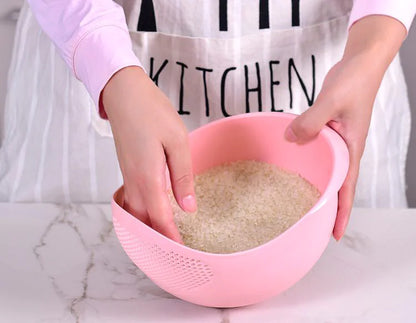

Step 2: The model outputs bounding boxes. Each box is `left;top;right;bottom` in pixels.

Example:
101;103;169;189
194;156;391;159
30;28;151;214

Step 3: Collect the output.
114;218;213;290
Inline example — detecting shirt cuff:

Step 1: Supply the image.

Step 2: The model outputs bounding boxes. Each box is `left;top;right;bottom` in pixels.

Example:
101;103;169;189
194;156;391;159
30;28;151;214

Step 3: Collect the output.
73;25;143;118
348;0;416;32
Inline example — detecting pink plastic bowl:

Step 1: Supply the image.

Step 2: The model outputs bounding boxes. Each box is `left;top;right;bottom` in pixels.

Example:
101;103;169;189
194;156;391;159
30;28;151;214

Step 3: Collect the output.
112;112;349;308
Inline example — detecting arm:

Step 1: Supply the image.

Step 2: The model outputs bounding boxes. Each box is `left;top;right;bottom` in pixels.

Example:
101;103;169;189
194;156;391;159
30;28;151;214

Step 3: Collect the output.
28;1;196;242
285;15;410;240
27;0;142;117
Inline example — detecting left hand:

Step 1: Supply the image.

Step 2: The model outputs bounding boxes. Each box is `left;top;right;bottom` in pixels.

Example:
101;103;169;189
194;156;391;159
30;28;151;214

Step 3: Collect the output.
285;55;377;240
285;15;407;240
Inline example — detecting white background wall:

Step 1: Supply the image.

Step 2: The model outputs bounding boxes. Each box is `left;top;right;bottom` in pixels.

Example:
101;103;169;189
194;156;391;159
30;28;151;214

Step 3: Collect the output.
0;2;415;206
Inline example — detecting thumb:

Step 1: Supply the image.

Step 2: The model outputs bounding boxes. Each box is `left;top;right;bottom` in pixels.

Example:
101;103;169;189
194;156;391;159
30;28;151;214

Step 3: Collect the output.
285;100;334;144
164;133;197;213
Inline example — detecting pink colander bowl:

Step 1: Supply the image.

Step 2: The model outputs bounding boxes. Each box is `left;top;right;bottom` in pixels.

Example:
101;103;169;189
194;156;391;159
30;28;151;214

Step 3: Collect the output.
112;112;349;308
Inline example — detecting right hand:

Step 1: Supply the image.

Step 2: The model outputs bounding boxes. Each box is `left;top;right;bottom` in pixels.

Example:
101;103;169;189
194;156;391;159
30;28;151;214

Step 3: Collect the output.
101;66;197;243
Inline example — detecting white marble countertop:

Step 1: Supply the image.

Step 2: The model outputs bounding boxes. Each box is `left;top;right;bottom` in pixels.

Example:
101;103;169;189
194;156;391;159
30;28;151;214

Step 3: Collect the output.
0;204;415;323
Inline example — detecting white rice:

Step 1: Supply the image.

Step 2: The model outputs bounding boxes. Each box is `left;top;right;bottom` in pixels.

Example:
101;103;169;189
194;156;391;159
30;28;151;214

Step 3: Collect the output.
170;160;320;254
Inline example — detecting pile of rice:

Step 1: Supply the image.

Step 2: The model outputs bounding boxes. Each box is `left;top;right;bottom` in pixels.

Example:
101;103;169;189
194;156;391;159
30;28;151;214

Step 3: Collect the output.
170;160;320;254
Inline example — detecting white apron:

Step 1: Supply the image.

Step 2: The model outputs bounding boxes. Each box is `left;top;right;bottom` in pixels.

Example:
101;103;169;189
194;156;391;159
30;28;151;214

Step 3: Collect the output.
0;0;410;207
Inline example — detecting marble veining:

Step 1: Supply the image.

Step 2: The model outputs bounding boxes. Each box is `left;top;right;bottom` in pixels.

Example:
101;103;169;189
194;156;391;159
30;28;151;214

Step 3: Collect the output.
0;205;415;323
31;204;193;322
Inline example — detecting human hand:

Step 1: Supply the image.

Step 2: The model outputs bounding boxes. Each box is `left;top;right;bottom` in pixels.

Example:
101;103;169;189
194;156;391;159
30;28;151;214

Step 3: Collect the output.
101;66;196;243
284;16;406;240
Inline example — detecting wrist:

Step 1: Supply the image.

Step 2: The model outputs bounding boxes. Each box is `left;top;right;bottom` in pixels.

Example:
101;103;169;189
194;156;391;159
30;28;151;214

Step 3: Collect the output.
101;66;147;120
341;48;386;81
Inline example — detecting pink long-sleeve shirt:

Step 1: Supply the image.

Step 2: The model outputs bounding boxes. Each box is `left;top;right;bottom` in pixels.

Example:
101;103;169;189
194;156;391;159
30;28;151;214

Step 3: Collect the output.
27;0;416;118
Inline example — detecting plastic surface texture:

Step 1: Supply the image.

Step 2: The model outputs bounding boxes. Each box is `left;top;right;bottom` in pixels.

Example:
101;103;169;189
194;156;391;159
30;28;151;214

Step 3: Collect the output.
112;112;349;308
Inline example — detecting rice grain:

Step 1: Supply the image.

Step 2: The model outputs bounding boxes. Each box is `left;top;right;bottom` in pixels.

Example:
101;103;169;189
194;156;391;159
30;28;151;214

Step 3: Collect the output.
170;160;320;254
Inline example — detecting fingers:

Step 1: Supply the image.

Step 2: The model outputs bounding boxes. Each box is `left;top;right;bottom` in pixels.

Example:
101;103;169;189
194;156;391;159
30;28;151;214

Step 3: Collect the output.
144;172;184;244
123;183;181;243
164;128;197;213
113;137;152;227
333;142;361;240
141;145;183;243
284;96;359;240
122;185;150;226
333;183;354;241
285;97;336;144
284;94;363;240
121;143;183;244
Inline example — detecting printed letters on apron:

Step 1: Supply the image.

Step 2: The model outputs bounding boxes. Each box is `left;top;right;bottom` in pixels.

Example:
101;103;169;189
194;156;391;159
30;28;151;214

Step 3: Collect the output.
136;0;301;32
125;1;331;131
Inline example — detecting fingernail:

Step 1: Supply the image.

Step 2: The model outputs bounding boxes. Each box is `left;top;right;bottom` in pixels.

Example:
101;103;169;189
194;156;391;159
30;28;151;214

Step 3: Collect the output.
285;127;298;142
182;195;197;213
333;231;343;241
